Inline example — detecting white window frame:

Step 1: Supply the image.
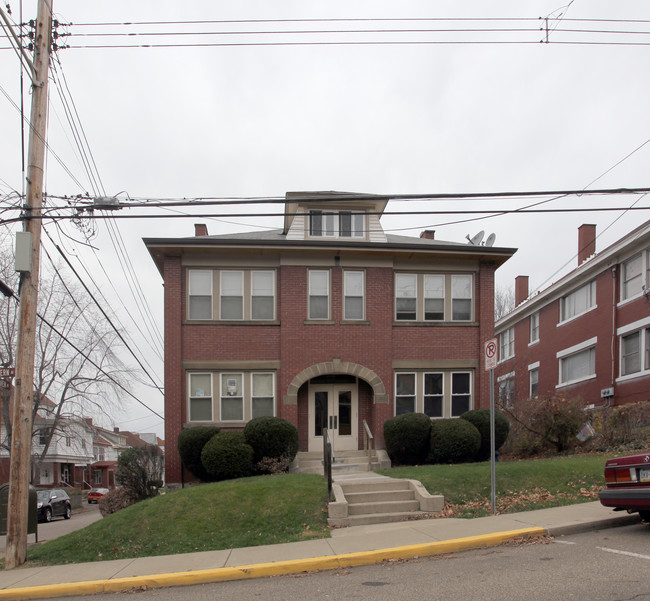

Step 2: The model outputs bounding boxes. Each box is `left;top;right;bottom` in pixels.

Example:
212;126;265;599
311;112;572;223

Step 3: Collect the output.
621;253;643;302
188;372;213;422
423;372;444;418
220;372;245;422
529;312;540;345
308;270;330;320
499;327;515;362
617;317;650;381
395;274;417;321
395;373;416;415
308;210;365;239
528;362;540;398
188;269;213;320
424;275;445;321
556;337;597;387
251;270;275;321
251;372;275;419
220;271;244;320
343;270;365;320
450;371;472;417
451;274;473;321
558;280;596;324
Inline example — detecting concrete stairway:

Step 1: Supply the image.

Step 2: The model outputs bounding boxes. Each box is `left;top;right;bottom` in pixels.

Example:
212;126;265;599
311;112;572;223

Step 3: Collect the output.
327;475;444;527
292;450;389;475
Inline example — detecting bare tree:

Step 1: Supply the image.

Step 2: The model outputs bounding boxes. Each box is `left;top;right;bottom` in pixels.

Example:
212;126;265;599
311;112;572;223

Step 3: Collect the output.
0;229;131;483
495;285;515;321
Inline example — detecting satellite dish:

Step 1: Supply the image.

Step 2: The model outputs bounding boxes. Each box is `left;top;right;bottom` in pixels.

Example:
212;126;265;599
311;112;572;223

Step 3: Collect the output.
485;233;496;247
466;230;485;245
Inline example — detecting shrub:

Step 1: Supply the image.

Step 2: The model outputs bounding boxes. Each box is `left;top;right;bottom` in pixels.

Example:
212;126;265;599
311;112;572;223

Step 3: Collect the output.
243;416;299;464
383;412;432;465
115;445;165;501
201;431;254;481
178;426;221;481
98;488;137;517
256;456;292;474
460;408;510;461
430;418;481;464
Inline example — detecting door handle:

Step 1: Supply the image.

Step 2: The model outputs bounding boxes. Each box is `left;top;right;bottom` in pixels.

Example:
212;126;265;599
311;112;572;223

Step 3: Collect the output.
333;416;338;430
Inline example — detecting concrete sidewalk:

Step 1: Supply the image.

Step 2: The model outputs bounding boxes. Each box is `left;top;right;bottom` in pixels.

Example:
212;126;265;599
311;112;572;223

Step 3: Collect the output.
0;500;640;600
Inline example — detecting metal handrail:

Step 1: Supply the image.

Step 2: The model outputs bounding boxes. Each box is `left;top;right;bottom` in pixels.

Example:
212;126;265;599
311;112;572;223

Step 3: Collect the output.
362;419;374;468
323;427;333;501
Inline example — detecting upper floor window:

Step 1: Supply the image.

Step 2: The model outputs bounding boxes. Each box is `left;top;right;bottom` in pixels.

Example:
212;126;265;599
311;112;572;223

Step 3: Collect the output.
309;270;330;319
559;281;596;323
188;269;276;321
395;273;473;322
343;271;364;320
621;250;650;302
530;312;540;344
618;323;650;379
499;328;515;361
309;210;365;239
188;270;213;320
38;428;52;446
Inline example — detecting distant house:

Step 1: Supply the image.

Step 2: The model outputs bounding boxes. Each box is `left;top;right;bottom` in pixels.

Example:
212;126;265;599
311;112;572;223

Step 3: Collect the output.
495;221;650;410
145;191;516;487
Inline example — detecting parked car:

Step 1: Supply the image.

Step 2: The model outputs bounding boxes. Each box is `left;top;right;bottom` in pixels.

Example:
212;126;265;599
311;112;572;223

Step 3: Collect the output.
87;487;109;504
36;489;72;522
598;450;650;522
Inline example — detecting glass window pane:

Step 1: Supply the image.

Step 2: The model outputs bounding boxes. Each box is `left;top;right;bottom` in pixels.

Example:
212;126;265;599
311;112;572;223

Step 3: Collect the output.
252;271;273;295
452;275;472;299
622;332;640;375
190;374;211;397
252;397;274;418
189;296;212;320
221;398;243;421
222;373;242;396
452;299;471;321
396;274;416;298
340;211;352;237
345;272;363;296
190;398;212;421
452;372;470;394
345;297;363;320
424;396;443;418
189;270;212;295
396;396;415;415
623;254;642;299
221;272;243;295
310;211;323;236
396;298;416;320
451;396;470;417
309;296;328;319
221;296;243;320
323;213;335;236
352;213;364;237
310;271;329;295
396;373;415;396
562;348;595;382
252;373;273;397
252;297;273;320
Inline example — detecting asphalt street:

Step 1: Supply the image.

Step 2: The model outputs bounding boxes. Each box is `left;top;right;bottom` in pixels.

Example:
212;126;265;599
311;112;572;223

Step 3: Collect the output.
49;522;650;601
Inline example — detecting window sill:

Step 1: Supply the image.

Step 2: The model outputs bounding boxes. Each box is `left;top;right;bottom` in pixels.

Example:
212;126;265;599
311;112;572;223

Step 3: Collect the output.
303;319;336;325
557;305;597;327
392;320;478;327
555;374;597;389
528;339;539;348
340;319;370;325
616;371;650;384
183;319;280;325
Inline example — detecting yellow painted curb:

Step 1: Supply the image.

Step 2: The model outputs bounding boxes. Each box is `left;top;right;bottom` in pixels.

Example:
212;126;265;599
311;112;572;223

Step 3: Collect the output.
0;527;546;600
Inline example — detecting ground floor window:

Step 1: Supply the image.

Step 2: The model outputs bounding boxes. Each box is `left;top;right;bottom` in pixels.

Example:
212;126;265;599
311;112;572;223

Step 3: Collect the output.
394;370;473;418
188;371;276;423
93;470;103;485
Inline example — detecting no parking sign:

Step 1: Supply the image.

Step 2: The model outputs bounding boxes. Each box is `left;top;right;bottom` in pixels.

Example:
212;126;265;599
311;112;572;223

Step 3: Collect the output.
484;338;498;371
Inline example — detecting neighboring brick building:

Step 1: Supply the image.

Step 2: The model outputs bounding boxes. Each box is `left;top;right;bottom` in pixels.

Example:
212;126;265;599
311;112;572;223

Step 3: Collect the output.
495;220;650;410
145;192;515;486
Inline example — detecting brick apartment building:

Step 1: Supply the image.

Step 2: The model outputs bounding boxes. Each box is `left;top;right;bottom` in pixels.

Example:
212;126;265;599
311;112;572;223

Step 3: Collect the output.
145;192;515;486
495;220;650;409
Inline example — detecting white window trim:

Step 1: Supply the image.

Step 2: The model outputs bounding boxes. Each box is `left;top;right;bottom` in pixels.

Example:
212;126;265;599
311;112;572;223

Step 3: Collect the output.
498;328;515;363
450;371;473;417
308;269;331;320
556;338;597;388
219;372;245;423
250;270;276;321
528;361;540;371
188;372;214;422
423;371;445;419
251;372;276;419
343;270;365;321
529;312;540;346
394;372;417;416
308;210;366;240
617;315;650;337
393;371;473;418
618;250;648;306
616;326;650;383
188;269;213;321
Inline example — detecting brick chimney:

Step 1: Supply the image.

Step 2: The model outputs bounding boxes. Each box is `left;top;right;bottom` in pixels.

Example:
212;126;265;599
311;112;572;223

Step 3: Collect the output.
578;224;596;265
194;223;208;237
515;275;529;305
420;230;436;240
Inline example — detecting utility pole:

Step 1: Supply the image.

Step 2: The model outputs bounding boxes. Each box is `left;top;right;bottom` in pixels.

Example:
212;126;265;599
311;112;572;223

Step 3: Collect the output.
5;0;52;570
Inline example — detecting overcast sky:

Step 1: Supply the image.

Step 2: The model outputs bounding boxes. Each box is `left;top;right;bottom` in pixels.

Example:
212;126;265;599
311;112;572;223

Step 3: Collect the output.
1;0;649;437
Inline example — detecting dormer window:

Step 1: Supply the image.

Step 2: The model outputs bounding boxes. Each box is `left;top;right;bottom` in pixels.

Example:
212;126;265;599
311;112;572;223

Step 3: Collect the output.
309;210;365;239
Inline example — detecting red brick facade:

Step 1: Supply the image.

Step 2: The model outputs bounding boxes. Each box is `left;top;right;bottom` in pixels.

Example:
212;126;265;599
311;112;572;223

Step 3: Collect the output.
495;221;650;411
146;195;514;485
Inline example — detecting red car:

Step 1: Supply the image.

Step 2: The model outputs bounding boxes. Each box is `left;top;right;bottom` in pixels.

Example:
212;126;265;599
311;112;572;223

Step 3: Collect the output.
599;451;650;522
87;487;109;504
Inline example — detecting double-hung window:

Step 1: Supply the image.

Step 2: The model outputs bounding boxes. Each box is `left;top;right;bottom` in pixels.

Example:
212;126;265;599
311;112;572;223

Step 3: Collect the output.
309;210;364;238
252;373;275;418
395;274;417;320
499;328;515;361
451;372;471;416
189;373;213;421
622;254;643;300
188;270;213;320
221;373;244;421
621;331;641;375
559;281;596;322
530;312;540;344
557;338;596;386
251;271;274;320
343;271;364;320
395;373;416;415
529;366;539;398
220;271;243;320
424;372;443;417
451;275;472;321
309;270;330;319
424;275;444;321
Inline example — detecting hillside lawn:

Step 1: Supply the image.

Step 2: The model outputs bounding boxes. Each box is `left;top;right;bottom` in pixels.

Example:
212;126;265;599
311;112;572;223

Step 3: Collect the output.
24;454;613;567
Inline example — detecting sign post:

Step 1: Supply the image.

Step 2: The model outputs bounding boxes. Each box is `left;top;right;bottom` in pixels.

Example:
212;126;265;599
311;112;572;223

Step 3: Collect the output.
484;338;498;515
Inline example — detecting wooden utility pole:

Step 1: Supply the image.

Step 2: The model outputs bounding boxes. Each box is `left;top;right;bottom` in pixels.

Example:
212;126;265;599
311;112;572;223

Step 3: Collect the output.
5;0;52;570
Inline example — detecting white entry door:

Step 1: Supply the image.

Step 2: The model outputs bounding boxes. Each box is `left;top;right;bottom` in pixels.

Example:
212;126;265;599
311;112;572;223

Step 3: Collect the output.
308;383;358;452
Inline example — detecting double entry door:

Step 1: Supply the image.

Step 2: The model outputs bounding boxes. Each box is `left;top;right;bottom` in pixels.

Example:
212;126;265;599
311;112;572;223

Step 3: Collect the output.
308;383;358;452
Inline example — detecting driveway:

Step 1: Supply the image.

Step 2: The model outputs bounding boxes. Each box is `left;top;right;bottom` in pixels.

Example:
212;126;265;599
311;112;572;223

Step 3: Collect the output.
0;504;102;551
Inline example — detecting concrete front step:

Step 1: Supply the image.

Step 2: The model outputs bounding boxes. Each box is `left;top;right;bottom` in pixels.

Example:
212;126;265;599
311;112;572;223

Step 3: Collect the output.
344;511;428;527
344;489;415;504
348;499;421;516
292;450;379;475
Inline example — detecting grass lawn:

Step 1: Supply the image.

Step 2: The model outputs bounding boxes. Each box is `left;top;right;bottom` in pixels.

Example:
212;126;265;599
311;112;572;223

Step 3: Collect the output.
378;453;610;518
23;453;613;567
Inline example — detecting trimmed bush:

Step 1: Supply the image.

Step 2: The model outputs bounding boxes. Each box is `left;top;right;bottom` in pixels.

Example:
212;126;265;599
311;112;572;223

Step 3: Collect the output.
430;418;481;464
201;431;254;481
178;426;221;481
244;416;299;464
383;412;432;465
98;488;136;517
460;409;510;461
